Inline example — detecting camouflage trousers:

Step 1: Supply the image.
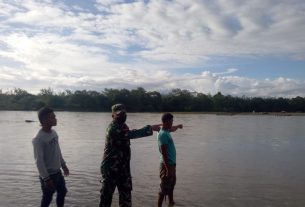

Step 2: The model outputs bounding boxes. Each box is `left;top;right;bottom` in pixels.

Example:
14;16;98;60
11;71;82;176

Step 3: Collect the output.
99;175;132;207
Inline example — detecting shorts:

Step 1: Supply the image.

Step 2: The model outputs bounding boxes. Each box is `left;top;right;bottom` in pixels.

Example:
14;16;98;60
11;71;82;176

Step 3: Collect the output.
159;163;176;195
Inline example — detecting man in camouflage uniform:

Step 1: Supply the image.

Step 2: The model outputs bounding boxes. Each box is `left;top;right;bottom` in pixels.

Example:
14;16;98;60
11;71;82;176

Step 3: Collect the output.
99;104;160;207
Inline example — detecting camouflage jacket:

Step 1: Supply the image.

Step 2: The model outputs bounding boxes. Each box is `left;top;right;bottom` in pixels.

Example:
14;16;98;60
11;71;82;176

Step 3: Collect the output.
101;121;153;178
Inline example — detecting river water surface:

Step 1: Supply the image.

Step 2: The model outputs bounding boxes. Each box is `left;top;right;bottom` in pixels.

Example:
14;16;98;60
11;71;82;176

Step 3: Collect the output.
0;111;305;207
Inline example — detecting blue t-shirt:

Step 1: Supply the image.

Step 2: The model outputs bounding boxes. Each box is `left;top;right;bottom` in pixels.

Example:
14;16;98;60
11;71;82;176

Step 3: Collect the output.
157;129;176;165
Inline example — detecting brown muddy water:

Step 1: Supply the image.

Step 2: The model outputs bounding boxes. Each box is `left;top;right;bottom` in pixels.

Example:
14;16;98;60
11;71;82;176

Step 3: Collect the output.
1;111;305;207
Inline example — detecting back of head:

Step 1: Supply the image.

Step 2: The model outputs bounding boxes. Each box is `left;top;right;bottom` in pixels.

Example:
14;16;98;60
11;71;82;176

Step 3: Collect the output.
38;107;54;124
161;112;173;123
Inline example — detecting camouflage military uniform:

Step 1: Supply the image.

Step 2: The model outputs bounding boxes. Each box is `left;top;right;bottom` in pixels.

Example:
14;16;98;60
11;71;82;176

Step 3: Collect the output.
99;121;153;207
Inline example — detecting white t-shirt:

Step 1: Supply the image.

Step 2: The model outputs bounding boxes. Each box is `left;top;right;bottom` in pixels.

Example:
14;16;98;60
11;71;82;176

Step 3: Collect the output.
32;129;66;180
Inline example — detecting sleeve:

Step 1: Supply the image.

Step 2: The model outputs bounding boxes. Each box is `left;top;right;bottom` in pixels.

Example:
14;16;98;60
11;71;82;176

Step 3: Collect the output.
58;144;67;169
107;124;118;138
106;124;121;144
128;125;153;139
54;130;67;169
158;133;169;146
32;139;50;181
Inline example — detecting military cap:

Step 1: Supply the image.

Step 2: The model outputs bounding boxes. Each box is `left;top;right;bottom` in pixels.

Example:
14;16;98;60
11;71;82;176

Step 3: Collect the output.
111;103;126;114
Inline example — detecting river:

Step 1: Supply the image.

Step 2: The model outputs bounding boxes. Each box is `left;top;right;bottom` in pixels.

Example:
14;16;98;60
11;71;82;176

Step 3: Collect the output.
0;111;305;207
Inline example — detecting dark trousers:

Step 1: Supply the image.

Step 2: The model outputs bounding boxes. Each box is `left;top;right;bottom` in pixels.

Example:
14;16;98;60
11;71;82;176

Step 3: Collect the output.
99;176;132;207
159;163;176;195
39;171;67;207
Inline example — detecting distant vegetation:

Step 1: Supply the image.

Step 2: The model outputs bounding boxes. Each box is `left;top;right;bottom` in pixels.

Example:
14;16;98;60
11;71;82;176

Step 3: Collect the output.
0;87;305;112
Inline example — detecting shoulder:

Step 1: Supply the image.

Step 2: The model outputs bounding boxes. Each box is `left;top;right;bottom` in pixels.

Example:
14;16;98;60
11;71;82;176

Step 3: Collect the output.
107;122;120;135
107;122;117;131
32;130;43;145
33;129;43;140
32;137;39;145
158;129;170;142
51;129;58;138
158;129;170;137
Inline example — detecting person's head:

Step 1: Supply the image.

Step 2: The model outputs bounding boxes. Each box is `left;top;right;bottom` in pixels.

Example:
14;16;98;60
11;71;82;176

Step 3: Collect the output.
111;103;127;124
38;107;57;127
161;113;173;129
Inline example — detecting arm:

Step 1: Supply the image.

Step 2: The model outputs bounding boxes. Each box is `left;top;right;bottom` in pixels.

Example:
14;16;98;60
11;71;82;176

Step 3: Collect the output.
128;125;153;139
169;124;183;132
160;144;172;177
59;145;69;176
127;124;160;139
33;139;54;189
33;139;49;181
54;130;69;176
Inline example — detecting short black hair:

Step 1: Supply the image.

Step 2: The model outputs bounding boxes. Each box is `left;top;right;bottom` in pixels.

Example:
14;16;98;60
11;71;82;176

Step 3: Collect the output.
161;112;173;123
38;107;54;124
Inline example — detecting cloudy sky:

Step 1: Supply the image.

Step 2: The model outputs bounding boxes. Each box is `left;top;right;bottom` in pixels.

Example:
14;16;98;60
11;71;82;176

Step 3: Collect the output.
0;0;305;97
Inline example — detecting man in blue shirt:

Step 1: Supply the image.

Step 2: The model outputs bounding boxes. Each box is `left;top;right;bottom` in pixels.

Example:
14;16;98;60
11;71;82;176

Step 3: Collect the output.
157;113;182;207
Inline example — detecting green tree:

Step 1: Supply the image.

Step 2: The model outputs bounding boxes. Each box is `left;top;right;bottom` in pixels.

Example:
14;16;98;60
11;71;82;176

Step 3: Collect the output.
290;96;305;112
103;88;132;111
0;87;304;113
191;93;213;112
212;92;225;112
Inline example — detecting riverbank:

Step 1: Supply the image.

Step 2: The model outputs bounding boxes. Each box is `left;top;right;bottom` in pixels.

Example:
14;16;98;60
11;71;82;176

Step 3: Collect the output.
214;112;305;116
1;110;305;116
172;111;305;116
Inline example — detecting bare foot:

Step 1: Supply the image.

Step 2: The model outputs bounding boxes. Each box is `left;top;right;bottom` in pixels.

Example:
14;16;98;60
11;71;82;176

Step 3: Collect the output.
168;201;175;206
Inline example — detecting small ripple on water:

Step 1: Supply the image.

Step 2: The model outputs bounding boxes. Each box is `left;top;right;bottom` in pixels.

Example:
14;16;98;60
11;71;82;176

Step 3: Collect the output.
2;112;305;207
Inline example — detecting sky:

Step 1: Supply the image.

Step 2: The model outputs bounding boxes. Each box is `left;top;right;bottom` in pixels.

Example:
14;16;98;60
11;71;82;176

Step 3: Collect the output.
0;0;305;97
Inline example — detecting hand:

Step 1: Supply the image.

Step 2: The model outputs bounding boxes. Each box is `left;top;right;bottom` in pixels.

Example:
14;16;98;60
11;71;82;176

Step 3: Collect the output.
63;167;70;176
151;124;161;132
177;124;183;129
45;179;55;190
166;167;174;177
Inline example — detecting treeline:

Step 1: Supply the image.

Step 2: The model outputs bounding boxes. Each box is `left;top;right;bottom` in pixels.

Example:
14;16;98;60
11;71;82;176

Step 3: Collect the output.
0;87;305;112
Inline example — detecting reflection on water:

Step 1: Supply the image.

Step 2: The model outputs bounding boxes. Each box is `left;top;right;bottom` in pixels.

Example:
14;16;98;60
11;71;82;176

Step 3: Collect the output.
1;111;305;207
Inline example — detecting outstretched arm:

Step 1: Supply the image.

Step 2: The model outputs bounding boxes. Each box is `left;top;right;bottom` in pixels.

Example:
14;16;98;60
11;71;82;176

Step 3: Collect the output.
151;124;162;132
169;124;183;132
128;125;159;139
128;126;151;139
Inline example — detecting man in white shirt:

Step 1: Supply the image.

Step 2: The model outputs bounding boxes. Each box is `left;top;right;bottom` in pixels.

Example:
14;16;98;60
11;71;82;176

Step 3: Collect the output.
32;107;69;207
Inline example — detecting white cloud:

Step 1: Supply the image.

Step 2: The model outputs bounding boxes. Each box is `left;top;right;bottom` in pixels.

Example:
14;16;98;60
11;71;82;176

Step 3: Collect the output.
1;61;305;97
213;68;238;76
151;72;305;98
2;0;305;59
0;0;305;97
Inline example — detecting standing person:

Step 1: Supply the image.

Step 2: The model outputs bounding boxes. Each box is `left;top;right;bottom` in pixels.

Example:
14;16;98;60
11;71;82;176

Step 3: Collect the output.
99;103;161;207
32;107;69;207
157;113;183;207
